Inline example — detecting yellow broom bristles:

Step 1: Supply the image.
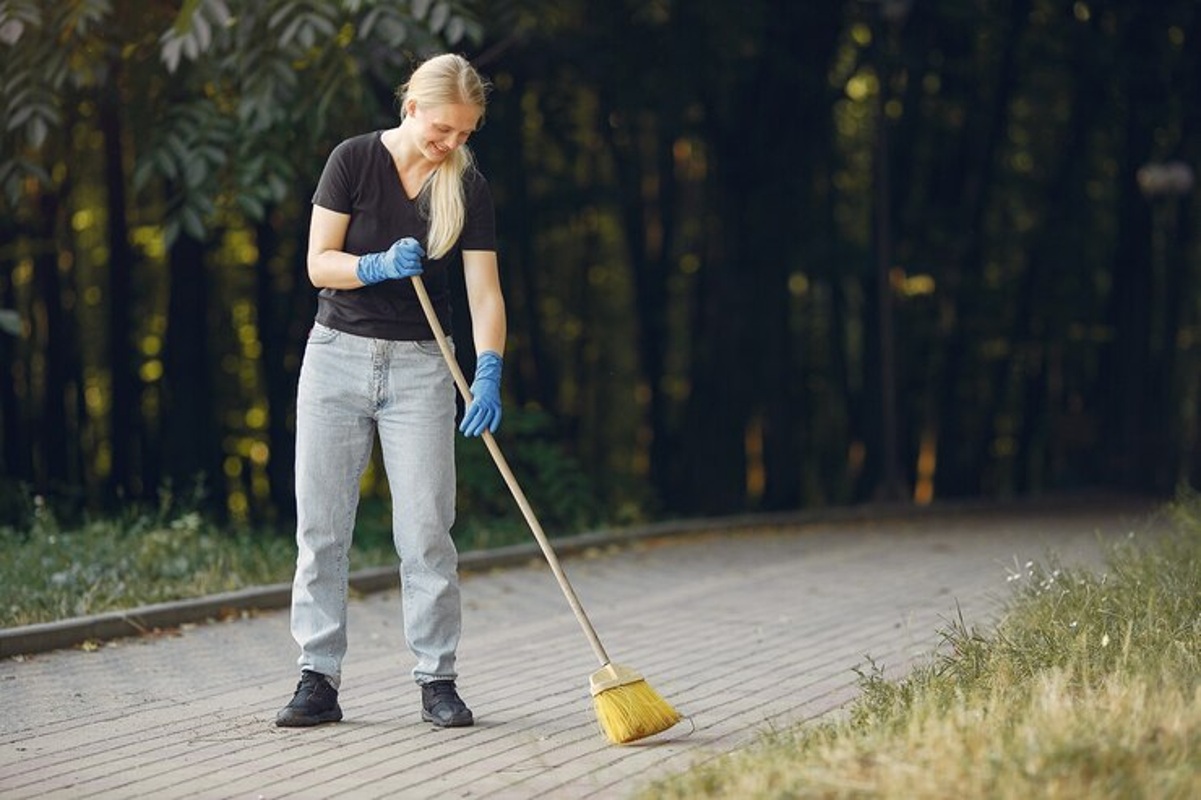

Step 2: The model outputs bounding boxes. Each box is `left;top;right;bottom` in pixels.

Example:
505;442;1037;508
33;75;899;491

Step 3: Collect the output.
590;663;681;744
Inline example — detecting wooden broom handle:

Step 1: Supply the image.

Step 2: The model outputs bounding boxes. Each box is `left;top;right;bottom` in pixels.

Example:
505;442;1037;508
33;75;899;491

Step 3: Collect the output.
410;275;611;667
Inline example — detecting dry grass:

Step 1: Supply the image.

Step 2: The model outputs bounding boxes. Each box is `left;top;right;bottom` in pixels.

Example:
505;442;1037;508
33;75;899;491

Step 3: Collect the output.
695;671;1199;800
641;494;1201;799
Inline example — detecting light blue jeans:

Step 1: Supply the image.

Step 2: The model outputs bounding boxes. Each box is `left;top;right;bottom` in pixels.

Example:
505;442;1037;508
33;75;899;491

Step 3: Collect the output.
290;322;461;687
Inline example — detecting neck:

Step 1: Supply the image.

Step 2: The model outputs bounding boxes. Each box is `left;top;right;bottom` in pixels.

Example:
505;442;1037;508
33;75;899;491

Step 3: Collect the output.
384;125;426;171
383;125;438;199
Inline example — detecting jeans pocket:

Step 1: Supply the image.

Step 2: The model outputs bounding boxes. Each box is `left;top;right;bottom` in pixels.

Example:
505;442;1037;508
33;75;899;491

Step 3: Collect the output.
412;338;452;357
308;322;339;345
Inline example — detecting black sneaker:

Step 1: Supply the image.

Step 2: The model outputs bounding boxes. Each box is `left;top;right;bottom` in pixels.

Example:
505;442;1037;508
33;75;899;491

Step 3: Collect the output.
421;680;474;727
275;670;343;727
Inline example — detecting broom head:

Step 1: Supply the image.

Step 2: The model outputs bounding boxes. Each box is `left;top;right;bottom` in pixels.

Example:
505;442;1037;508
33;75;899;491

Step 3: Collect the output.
589;662;681;744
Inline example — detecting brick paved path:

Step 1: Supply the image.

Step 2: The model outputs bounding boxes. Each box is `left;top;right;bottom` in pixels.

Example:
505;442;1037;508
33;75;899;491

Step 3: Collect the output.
0;500;1160;799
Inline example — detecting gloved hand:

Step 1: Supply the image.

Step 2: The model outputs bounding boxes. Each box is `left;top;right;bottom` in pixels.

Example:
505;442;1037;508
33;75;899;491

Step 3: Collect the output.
356;237;425;285
460;350;503;437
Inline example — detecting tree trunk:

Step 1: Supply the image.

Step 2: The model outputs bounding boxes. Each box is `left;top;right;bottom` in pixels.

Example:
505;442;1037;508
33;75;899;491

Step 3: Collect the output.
99;68;141;502
254;217;297;521
482;69;558;416
163;232;223;515
0;218;30;488
1100;8;1163;491
31;188;76;495
758;1;842;511
682;127;753;514
1165;11;1201;488
1007;20;1105;494
931;0;1029;498
598;106;677;508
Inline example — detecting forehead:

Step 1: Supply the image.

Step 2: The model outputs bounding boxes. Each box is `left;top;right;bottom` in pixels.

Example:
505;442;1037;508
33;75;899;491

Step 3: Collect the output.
420;103;482;131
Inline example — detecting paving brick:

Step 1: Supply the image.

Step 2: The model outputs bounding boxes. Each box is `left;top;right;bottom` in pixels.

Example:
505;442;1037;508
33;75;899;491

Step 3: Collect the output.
0;500;1162;799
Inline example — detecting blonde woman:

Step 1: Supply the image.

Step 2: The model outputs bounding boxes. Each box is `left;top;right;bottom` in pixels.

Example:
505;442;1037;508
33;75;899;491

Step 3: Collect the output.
277;54;504;728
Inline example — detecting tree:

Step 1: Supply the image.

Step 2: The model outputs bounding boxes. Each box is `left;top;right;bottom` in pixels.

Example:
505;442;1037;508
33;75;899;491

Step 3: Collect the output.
1;0;485;515
1;0;120;503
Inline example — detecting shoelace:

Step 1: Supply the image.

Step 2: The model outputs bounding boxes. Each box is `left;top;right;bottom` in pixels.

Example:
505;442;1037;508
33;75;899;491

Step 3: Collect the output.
297;673;327;697
429;684;457;698
426;683;463;705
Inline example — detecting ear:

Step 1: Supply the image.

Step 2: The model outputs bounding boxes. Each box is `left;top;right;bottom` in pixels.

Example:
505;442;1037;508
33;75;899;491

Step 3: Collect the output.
404;99;418;118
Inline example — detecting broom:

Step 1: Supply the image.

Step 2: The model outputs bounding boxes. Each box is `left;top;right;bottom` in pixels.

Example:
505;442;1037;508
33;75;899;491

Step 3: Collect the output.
411;274;681;744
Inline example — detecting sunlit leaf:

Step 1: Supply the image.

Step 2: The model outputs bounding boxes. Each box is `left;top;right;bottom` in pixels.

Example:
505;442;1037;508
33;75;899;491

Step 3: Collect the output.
429;2;449;33
180;204;205;240
131;158;155;191
267;1;298;31
26;114;47;148
375;15;408;46
237;193;264;220
161;218;179;249
62;0;113;36
358;6;381;39
266;174;288;202
0;18;25;44
183;158;207;189
0;309;21;336
191;11;212;50
161;33;184;72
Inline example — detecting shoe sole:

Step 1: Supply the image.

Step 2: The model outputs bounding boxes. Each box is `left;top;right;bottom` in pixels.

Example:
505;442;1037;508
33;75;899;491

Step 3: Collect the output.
422;710;474;728
275;708;344;727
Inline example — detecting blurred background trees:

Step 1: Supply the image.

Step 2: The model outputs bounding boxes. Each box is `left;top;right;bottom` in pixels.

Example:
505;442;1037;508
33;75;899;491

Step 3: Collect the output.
1;0;1197;532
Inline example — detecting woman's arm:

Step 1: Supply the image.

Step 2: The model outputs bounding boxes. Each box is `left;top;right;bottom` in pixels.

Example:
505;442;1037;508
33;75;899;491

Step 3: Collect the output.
462;249;506;355
306;205;365;289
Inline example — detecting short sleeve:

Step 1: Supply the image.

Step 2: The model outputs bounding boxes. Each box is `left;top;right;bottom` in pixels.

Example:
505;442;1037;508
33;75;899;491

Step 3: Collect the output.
311;139;357;214
459;170;497;252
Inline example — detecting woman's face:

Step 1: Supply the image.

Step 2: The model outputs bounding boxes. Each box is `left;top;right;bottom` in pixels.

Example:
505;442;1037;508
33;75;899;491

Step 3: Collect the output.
406;101;481;163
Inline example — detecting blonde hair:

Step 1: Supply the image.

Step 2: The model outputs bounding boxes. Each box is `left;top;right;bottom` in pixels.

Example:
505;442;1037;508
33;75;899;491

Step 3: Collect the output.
398;54;490;259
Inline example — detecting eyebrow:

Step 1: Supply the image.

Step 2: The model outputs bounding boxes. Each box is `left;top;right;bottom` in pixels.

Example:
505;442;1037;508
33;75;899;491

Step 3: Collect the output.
437;124;474;137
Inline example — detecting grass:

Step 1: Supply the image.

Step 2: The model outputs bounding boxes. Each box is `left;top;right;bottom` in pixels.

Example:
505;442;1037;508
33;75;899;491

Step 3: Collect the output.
0;495;596;629
0;504;303;628
0;496;585;629
638;492;1201;800
0;410;618;629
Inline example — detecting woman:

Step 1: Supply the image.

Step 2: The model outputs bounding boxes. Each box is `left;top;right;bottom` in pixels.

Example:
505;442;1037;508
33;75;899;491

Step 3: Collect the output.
276;54;504;729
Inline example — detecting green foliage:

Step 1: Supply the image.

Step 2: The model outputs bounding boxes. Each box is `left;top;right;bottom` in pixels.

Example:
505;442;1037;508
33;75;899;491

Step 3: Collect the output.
0;498;298;627
354;408;613;553
143;0;485;242
453;408;607;550
0;0;110;205
5;0;1200;529
0;0;485;227
0;477;33;529
0;412;607;626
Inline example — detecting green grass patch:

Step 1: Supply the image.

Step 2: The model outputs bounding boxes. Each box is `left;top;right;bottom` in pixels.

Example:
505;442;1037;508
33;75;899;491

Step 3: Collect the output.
639;493;1201;800
0;411;616;629
0;508;294;627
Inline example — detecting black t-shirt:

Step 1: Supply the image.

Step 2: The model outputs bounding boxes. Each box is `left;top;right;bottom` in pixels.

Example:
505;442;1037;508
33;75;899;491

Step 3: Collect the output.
310;130;497;340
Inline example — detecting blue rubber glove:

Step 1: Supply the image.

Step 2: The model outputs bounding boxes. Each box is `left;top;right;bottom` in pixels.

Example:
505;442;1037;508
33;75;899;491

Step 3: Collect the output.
356;237;425;285
460;351;503;437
